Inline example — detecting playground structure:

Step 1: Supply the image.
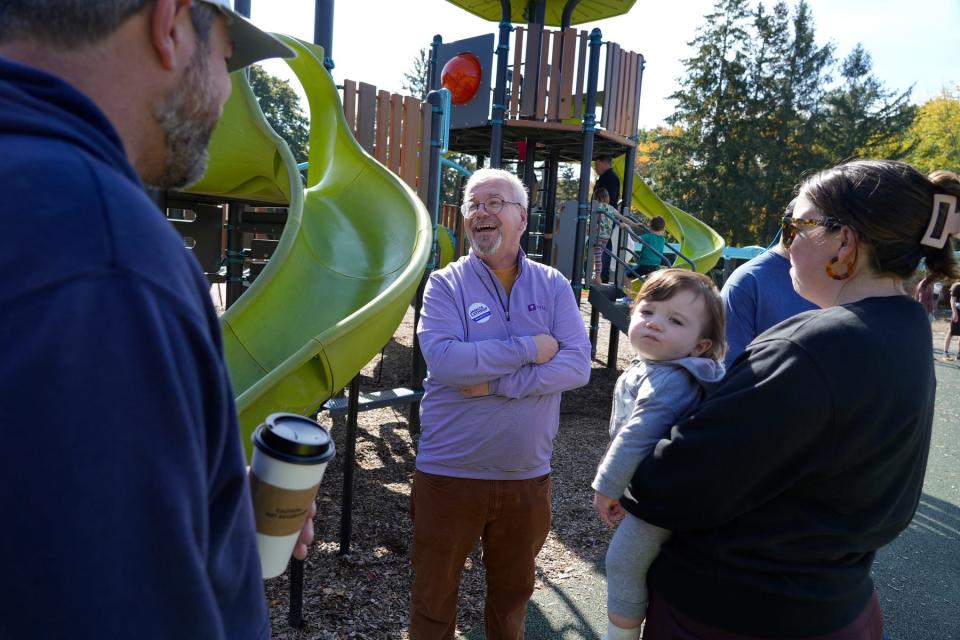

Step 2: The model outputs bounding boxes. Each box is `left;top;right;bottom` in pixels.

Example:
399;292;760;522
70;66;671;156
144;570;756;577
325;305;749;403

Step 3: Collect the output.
426;0;726;363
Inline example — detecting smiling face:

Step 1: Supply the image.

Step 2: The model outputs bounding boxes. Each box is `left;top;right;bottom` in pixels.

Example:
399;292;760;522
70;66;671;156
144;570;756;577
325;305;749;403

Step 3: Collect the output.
628;290;712;362
463;177;527;268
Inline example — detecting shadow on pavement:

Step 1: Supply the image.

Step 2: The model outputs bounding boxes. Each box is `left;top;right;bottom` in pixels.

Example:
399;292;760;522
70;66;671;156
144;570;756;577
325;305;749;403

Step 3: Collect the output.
874;493;960;640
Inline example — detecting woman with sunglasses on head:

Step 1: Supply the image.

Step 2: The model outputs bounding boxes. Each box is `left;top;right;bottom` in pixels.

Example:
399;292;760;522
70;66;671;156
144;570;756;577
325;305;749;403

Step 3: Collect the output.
622;160;960;639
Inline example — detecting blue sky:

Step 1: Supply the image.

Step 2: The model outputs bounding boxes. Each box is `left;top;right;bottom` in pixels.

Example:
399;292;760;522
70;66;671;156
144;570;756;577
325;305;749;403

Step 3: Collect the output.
249;0;959;129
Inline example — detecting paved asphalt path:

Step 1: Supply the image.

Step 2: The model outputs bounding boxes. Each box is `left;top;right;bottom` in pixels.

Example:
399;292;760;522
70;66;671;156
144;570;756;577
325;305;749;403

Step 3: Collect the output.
467;355;960;640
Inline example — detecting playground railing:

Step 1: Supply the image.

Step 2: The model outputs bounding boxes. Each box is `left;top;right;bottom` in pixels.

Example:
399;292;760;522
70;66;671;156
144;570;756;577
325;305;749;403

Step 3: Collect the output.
588;208;696;286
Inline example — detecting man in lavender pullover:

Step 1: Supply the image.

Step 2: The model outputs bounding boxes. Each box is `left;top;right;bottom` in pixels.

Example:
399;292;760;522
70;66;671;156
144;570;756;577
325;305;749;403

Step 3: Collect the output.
409;169;592;639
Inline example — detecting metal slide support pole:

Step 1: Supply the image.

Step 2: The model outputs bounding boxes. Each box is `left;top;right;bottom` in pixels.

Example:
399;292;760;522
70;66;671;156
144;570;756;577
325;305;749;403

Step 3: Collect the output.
542;150;559;265
617;143;638;290
606;311;620;367
589;306;600;360
314;0;335;70
234;0;251;17
560;0;582;29
489;0;513;168
569;29;602;301
410;89;449;433
532;0;546;26
429;35;442;91
288;558;304;627
339;375;361;554
521;138;537;253
225;205;244;308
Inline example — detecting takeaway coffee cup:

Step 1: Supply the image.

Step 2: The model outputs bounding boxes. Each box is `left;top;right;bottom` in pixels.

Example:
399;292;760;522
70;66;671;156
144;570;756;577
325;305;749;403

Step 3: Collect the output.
250;413;336;579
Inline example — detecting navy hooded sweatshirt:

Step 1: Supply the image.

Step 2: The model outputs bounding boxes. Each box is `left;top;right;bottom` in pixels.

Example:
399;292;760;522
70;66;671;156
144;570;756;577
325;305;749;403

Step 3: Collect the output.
0;58;269;638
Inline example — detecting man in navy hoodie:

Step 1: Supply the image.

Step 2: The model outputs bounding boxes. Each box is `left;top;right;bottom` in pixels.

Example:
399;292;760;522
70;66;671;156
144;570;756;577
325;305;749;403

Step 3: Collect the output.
0;2;298;638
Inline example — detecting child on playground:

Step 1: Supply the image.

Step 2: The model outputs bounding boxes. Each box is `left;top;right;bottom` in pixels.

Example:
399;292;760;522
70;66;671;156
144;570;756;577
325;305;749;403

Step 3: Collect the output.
629;215;667;280
592;187;617;284
591;269;726;640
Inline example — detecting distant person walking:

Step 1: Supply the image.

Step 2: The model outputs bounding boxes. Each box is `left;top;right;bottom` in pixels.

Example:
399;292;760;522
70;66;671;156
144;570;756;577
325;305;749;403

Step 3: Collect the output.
943;281;960;360
915;275;936;322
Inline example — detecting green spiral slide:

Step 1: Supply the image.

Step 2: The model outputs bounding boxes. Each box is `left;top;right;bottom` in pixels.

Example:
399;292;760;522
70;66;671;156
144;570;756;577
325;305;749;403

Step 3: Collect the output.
613;156;725;273
185;36;432;457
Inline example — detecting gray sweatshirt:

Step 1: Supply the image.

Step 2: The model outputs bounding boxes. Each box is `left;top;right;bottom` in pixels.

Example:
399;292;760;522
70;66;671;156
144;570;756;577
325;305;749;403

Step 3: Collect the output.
592;356;724;500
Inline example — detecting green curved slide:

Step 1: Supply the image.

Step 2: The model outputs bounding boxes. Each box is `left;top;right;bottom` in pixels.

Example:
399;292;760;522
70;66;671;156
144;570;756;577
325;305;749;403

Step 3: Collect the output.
185;36;432;457
613;156;725;273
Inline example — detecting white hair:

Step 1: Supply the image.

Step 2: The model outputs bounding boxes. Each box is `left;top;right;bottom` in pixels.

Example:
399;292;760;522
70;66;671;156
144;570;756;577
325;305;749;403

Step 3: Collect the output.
463;168;528;210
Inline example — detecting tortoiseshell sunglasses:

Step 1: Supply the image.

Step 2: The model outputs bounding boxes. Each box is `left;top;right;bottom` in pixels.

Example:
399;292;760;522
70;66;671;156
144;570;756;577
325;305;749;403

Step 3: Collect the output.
780;215;843;248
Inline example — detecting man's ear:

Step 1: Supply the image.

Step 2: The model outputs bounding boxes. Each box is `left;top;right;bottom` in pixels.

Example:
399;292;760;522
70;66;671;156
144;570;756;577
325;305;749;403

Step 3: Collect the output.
519;207;528;229
150;0;193;71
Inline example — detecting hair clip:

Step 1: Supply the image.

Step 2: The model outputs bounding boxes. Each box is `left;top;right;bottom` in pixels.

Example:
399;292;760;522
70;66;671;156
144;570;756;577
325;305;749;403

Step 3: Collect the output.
920;194;959;248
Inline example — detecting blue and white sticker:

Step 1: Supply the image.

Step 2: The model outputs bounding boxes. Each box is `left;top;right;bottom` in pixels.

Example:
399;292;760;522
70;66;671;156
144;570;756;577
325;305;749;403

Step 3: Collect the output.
468;302;492;324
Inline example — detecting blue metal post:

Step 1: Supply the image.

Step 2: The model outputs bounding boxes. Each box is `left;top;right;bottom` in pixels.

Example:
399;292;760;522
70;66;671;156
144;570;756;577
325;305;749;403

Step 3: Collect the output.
429;35;442;91
542;150;559;264
560;0;582;29
234;0;251;17
410;89;449;432
489;0;513;168
570;29;603;300
314;0;335;70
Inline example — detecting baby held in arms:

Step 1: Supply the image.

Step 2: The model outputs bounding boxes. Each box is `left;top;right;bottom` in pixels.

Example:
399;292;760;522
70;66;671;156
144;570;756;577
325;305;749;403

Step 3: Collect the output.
592;269;726;640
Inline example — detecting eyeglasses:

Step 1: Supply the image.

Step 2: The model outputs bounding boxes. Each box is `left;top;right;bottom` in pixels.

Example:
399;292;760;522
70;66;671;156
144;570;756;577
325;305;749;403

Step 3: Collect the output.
461;196;522;219
780;215;843;248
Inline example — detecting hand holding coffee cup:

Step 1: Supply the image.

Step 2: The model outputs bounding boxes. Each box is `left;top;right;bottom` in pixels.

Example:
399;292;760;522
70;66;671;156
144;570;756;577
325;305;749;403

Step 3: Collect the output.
250;413;335;579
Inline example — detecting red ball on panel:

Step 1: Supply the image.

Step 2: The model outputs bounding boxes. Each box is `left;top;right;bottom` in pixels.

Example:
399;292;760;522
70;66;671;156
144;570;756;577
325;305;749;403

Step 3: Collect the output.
440;53;482;106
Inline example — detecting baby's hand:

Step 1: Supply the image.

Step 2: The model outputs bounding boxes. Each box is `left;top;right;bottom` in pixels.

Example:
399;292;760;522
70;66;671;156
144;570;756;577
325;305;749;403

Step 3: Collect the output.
593;491;625;527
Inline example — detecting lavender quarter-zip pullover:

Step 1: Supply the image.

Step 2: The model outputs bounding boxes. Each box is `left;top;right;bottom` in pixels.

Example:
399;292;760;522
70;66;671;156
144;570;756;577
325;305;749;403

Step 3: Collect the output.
416;250;592;480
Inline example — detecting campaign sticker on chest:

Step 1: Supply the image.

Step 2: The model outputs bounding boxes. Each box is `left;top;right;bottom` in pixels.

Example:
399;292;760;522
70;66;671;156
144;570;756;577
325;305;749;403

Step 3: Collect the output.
468;302;492;324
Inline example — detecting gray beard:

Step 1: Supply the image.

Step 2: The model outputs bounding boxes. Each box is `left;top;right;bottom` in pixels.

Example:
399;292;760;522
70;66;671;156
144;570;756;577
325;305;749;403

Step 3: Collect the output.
147;48;218;189
470;232;502;256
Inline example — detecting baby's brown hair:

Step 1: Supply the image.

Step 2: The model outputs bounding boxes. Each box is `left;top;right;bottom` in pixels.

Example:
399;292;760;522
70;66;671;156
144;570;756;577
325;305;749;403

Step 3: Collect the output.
633;268;727;363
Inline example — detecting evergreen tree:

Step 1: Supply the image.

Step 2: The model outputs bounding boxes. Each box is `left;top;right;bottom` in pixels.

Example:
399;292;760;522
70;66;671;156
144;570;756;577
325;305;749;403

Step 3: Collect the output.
652;0;755;244
248;65;310;164
402;48;431;100
819;45;915;161
749;0;832;240
645;1;916;246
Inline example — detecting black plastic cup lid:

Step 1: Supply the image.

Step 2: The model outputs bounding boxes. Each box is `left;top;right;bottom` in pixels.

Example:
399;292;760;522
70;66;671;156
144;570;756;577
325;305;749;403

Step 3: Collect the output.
253;413;336;465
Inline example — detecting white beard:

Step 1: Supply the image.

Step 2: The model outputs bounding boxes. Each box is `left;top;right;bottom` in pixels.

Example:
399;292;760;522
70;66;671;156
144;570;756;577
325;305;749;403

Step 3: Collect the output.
470;230;503;256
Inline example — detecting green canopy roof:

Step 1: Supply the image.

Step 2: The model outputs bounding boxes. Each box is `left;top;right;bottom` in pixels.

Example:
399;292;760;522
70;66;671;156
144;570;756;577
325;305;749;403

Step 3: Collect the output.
445;0;637;27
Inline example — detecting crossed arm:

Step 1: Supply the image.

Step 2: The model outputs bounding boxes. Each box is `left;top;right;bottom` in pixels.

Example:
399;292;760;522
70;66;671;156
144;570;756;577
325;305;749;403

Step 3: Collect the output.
418;273;591;399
